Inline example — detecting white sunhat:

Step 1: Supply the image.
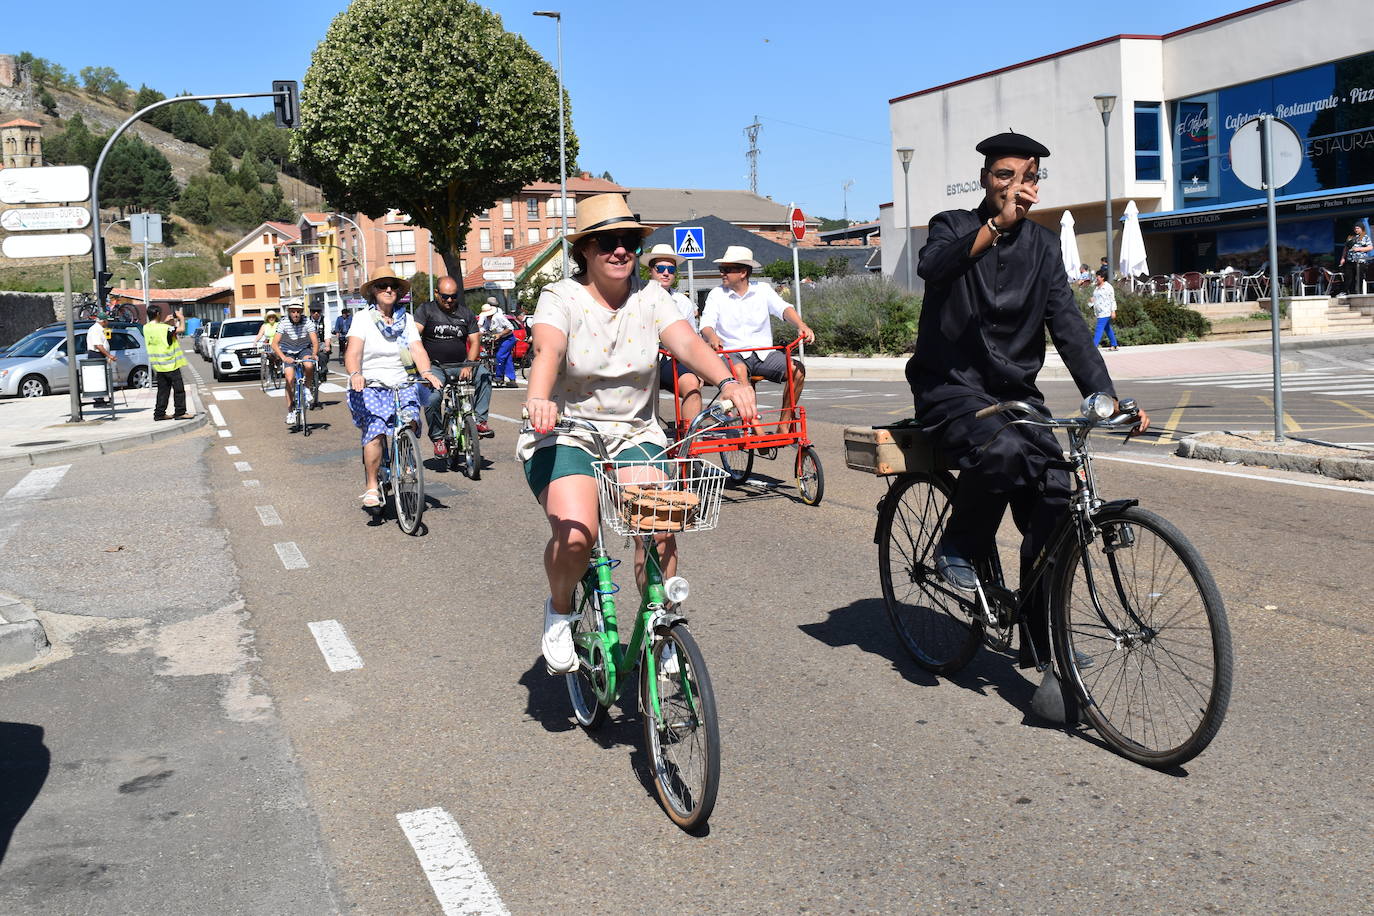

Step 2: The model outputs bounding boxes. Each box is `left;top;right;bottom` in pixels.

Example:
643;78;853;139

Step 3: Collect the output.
639;243;686;268
712;245;761;269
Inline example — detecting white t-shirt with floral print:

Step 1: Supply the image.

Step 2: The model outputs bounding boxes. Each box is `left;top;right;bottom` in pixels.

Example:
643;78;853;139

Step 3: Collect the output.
516;278;685;462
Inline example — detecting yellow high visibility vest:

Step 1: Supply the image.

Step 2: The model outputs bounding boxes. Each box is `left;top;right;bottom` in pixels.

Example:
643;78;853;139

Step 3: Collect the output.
144;320;187;372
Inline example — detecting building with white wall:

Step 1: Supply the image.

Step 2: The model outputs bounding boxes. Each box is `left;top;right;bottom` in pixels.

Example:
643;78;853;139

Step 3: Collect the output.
883;0;1374;291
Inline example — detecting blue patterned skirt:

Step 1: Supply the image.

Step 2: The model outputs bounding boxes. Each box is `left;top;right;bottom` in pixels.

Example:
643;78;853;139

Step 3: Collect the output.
348;384;422;447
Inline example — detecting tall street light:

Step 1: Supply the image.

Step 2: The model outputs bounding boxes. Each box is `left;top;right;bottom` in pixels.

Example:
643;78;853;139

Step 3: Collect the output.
533;10;569;270
1094;94;1117;281
329;213;369;291
897;147;914;291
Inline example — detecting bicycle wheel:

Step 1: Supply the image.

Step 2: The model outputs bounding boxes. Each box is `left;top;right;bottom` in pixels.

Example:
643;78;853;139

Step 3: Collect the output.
797;445;824;506
877;472;982;675
566;573;609;730
462;415;482;480
711;444;753;486
259;357;272;393
393;428;425;535
641;623;719;831
1053;506;1233;769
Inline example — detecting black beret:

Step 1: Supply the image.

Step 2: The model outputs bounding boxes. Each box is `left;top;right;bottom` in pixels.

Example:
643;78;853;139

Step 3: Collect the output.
976;131;1051;159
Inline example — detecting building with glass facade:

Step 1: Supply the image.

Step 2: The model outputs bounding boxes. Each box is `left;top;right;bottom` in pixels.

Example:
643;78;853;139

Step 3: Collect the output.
882;0;1374;291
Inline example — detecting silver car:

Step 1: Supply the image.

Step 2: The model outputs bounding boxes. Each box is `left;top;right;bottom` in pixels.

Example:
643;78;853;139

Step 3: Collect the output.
0;323;150;398
195;321;221;361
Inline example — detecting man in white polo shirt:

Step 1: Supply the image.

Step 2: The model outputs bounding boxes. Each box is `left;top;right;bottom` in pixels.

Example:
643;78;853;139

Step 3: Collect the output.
700;245;815;434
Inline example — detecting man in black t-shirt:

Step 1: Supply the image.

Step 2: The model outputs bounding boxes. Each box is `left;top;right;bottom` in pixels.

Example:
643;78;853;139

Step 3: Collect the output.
413;276;494;456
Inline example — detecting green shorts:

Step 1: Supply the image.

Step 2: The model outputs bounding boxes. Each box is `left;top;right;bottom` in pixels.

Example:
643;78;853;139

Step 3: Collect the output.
523;442;663;500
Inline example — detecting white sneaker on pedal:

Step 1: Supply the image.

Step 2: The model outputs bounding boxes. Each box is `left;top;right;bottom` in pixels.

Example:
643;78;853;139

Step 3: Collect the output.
660;643;680;677
304;387;313;407
541;597;579;674
284;410;295;425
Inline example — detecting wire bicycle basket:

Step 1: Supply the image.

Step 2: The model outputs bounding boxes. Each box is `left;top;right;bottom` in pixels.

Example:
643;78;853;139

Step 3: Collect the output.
593;458;727;535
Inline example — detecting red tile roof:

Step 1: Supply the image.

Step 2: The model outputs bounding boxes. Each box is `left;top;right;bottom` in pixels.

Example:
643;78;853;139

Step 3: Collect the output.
110;287;233;303
459;239;557;290
300;212;331;224
1;118;42;129
525;175;627;194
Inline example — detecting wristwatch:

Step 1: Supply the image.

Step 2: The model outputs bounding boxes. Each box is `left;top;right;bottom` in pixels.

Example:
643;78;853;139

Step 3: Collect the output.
986;218;1009;245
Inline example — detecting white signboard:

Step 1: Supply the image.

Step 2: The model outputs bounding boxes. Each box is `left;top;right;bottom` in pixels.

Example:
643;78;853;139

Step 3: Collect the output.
1230;118;1303;191
482;270;515;282
0;165;91;204
483;280;516;290
481;256;515;271
130;212;163;245
1;206;91;232
1;233;94;259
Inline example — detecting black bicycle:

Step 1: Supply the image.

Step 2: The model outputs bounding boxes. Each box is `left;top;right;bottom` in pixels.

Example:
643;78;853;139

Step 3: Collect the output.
868;396;1233;769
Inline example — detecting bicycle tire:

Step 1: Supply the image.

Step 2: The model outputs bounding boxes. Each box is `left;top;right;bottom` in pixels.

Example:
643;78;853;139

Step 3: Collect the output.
1053;505;1233;769
641;622;719;831
797;445;824;505
259;357;272;393
877;472;983;675
565;574;609;730
712;444;753;486
394;428;425;535
462;415;482;481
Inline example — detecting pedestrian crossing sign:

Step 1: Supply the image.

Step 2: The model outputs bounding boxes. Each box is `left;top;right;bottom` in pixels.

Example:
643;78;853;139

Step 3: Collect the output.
674;226;705;259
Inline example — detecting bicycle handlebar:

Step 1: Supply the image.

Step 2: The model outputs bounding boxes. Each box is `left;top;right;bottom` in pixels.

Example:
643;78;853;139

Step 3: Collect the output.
975;395;1140;429
520;401;737;463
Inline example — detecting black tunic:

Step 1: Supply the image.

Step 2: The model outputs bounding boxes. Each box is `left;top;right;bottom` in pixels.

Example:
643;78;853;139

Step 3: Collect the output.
905;202;1116;492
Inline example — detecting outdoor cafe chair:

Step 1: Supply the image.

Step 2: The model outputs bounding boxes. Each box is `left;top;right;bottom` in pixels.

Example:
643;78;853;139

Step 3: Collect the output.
1320;267;1343;296
1220;272;1243;302
1294;267;1324;296
1180;271;1206;305
1240;269;1269;301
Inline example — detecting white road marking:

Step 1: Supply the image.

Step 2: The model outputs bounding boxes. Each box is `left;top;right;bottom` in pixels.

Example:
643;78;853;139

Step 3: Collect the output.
208;404;226;427
319;382;346;393
213;389;244;400
255;505;283;526
306;620;364;672
1096;454;1374;496
242;479;261;488
1136;369;1338;384
489;413;521;425
225;445;242;455
274;541;308;569
267;389;286;399
218;429;233;438
4;465;71;501
234;461;252;472
396;807;509;916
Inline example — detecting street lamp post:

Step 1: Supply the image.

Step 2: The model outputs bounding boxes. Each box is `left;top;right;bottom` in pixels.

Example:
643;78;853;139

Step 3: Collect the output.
533;10;569;270
1094;94;1117;280
329;213;369;291
896;147;914;291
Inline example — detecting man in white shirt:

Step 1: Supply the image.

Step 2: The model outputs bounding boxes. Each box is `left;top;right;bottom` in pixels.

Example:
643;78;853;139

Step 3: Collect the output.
699;245;815;433
84;311;117;406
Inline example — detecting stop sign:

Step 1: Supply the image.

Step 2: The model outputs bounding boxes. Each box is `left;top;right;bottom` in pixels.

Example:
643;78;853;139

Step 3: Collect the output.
790;207;806;241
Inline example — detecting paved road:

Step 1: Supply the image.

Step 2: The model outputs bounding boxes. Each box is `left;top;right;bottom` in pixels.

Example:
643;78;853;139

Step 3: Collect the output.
2;353;1372;914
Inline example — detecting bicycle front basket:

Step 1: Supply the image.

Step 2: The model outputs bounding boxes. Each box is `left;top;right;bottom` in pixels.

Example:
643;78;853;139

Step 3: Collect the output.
593;458;727;536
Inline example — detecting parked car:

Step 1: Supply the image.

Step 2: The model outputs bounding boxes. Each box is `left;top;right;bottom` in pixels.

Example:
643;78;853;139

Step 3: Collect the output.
195;321;222;361
211;318;266;381
0;322;149;398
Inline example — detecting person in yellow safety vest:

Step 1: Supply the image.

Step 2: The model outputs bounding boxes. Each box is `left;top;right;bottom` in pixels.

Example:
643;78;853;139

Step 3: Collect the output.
144;305;190;421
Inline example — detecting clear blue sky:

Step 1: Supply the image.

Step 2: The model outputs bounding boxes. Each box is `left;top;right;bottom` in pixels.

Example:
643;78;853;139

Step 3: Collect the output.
13;0;1253;221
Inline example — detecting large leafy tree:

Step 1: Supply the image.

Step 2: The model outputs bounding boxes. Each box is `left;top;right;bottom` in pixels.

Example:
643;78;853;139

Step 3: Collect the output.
292;0;577;277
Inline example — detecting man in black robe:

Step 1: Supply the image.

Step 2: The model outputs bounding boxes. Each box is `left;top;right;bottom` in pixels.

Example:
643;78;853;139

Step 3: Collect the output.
905;131;1149;668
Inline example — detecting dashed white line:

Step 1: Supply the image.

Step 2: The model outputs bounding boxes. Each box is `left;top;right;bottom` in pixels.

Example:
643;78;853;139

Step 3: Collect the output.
396;807;509;916
306;620;363;671
489;413;521;425
234;461;253;472
255;505;283;526
319;382;346;393
4;464;71;501
218;429;233;438
213;389;244;400
225;445;242;455
266;389;286;399
1097;454;1374;496
208;404;226;427
242;479;261;488
274;541;308;569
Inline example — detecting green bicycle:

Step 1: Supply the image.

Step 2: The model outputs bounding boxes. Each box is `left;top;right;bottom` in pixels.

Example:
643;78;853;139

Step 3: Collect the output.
531;406;734;830
435;366;482;480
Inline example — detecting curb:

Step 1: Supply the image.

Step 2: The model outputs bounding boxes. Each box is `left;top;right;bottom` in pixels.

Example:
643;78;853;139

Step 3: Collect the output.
0;388;209;470
1175;436;1374;482
0;592;48;667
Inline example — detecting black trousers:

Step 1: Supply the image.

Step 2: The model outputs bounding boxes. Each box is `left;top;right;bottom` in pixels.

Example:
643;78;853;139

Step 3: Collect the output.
916;390;1071;664
1343;261;1367;295
154;368;186;418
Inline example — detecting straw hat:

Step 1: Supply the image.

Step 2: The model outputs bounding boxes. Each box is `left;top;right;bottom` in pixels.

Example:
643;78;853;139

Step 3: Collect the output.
361;271;411;299
566;193;651;243
478;301;501;319
713;245;761;270
639;243;685;268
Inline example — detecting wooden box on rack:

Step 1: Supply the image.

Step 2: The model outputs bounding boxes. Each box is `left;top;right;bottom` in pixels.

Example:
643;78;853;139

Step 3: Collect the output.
843;423;949;476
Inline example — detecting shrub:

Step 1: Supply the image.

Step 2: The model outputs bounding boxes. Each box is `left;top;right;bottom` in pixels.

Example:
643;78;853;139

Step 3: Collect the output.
771;274;921;355
1074;286;1210;344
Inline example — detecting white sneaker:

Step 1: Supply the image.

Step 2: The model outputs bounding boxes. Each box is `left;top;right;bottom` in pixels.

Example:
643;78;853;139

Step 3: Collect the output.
284;410;295;425
303;387;314;407
660;642;680;677
541;597;579;674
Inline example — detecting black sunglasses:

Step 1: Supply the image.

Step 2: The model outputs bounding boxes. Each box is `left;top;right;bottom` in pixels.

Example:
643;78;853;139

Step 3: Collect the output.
372;280;401;291
437;292;459;300
593;232;642;254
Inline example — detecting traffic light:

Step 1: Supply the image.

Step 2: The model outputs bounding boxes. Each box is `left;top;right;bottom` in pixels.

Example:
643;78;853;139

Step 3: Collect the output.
272;80;299;129
96;269;113;306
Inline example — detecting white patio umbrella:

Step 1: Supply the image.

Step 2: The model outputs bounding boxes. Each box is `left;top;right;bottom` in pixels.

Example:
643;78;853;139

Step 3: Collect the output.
1059;210;1081;284
1118;200;1149;284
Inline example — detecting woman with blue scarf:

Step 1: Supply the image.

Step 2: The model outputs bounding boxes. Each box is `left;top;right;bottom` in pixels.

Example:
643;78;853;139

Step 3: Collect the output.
344;272;443;509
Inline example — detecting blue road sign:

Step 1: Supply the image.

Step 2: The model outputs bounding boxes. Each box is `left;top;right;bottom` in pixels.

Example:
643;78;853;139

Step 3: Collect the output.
673;226;705;259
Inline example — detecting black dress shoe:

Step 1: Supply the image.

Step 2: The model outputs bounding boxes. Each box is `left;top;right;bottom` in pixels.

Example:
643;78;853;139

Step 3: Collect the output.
935;552;980;592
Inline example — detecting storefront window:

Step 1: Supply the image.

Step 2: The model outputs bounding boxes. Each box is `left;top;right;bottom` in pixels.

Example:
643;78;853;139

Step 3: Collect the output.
1134;103;1162;181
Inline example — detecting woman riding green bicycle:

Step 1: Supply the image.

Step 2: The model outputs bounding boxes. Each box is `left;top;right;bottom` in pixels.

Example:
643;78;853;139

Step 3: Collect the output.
519;194;757;675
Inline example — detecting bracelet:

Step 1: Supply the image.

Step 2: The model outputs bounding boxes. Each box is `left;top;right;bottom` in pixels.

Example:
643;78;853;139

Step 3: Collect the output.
716;377;743;390
986;218;1009;246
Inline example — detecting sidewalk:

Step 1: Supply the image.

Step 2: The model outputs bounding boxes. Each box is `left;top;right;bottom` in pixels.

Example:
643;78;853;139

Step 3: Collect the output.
805;327;1374;381
0;385;207;470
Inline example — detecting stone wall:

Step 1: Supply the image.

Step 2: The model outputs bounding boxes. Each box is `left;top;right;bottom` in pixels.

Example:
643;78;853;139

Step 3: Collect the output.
0;292;63;347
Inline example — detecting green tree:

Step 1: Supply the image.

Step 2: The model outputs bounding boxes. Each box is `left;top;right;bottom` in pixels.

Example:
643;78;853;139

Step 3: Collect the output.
133;84;166;112
762;259;822;284
293;0;577;277
822;255;850;278
234;156;261;191
818;216;849;232
37;87;58;117
176;175;214;224
208;144;233;175
79;65;122;96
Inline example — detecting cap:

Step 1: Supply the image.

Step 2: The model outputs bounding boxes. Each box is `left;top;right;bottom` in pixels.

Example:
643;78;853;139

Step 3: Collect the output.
975;131;1050;159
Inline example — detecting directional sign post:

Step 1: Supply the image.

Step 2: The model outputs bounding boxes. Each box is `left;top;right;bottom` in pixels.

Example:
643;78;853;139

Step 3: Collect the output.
482;271;516;282
0;165;91;205
1;206;91;232
481;256;515;271
674;226;706;303
790;206;806;357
